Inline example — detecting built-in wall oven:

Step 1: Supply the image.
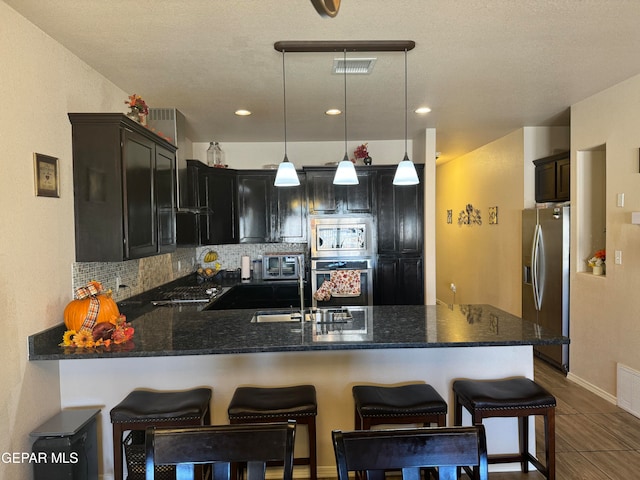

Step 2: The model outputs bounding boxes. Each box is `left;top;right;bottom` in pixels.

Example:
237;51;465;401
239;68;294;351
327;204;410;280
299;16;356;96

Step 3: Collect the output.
310;216;375;307
311;259;373;307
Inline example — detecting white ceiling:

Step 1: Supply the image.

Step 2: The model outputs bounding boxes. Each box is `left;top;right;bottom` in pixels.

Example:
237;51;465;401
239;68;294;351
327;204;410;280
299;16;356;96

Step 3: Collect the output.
7;0;640;163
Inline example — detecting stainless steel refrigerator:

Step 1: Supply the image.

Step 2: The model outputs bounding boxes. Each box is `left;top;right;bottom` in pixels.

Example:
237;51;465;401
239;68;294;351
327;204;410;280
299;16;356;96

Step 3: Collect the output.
522;206;570;373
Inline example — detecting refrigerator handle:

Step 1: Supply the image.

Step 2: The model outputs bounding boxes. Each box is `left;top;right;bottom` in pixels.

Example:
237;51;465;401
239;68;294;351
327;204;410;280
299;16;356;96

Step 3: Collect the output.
531;224;541;311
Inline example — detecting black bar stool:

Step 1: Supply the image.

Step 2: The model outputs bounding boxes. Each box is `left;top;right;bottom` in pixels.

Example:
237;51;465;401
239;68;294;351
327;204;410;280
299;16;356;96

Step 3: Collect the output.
228;385;318;480
352;383;447;430
453;377;556;480
110;387;212;480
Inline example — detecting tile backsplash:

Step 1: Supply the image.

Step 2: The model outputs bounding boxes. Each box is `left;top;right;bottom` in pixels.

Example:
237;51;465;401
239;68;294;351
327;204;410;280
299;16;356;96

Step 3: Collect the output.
72;248;197;301
196;243;307;272
72;243;307;301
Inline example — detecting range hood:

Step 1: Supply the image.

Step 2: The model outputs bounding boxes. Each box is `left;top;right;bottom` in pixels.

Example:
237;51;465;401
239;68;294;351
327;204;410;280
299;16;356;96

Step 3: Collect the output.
147;108;197;212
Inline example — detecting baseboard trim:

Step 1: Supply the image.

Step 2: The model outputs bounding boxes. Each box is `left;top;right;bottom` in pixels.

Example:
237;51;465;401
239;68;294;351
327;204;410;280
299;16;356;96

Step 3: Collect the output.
567;371;617;405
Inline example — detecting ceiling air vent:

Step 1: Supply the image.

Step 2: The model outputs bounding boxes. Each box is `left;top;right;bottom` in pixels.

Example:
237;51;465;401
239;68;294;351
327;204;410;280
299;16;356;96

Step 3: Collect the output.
332;57;377;75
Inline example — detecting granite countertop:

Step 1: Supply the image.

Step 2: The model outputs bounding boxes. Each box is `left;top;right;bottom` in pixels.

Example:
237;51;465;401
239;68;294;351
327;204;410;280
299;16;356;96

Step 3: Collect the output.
29;298;569;361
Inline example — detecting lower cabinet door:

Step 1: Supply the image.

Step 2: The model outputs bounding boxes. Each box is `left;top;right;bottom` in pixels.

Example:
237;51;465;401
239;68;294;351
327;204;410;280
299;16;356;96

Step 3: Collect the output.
375;256;424;305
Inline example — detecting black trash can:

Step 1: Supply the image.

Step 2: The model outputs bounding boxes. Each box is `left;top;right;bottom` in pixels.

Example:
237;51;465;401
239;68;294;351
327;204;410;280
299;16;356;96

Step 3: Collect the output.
30;408;100;480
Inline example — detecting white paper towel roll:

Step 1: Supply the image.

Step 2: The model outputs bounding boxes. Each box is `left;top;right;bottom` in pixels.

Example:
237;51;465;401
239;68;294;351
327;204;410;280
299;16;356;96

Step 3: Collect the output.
241;256;251;280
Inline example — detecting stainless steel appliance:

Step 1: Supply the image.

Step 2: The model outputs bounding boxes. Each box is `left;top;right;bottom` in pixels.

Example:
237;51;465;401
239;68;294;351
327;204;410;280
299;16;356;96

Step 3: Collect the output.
262;253;304;280
310;216;373;258
310;216;375;307
522;206;570;372
311;259;373;307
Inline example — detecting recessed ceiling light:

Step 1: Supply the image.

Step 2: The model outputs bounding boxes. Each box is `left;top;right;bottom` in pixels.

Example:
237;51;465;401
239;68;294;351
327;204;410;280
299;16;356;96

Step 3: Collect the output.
325;109;342;116
235;109;252;116
414;107;431;114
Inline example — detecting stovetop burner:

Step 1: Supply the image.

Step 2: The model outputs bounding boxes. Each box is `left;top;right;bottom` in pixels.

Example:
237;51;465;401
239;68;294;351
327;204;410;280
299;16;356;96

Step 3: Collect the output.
152;285;220;305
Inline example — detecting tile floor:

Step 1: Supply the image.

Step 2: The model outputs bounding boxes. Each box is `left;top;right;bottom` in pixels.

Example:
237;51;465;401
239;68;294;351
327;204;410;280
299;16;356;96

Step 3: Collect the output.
487;358;640;479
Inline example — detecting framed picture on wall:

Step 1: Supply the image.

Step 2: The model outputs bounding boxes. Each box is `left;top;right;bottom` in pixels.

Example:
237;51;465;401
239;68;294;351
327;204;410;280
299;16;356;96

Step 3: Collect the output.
34;153;59;197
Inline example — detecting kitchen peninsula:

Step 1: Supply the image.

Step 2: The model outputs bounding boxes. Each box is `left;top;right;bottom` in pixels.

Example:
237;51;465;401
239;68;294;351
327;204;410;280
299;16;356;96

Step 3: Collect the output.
29;301;567;479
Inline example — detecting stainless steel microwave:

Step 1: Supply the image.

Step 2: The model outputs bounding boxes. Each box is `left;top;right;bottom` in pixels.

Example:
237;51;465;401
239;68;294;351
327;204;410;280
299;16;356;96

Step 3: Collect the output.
262;254;303;280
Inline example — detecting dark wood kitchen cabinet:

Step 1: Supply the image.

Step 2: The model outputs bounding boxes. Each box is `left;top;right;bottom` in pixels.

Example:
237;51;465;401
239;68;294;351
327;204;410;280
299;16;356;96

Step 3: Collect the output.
69;113;177;261
176;162;238;246
238;171;307;243
305;167;373;214
199;166;238;244
534;151;570;203
376;165;424;254
375;256;424;305
374;165;424;305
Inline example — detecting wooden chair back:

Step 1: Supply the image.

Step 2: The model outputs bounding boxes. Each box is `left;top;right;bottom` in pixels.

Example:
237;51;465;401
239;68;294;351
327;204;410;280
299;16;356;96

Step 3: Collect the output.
145;420;296;480
332;425;488;480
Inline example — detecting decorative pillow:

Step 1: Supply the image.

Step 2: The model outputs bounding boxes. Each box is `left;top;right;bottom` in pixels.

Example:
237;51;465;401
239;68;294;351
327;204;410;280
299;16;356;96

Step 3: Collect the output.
330;270;361;295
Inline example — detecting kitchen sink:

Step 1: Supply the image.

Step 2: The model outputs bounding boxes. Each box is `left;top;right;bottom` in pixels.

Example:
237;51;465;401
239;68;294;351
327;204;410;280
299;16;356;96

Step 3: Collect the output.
250;310;303;323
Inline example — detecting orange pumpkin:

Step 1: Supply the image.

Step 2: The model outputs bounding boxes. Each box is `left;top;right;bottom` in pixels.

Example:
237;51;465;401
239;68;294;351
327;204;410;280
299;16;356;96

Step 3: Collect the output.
63;290;120;332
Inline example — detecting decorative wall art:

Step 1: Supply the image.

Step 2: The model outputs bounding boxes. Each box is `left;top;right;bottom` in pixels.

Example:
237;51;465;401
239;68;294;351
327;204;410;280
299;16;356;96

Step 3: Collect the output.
447;209;453;224
34;153;59;198
488;206;498;225
458;204;482;226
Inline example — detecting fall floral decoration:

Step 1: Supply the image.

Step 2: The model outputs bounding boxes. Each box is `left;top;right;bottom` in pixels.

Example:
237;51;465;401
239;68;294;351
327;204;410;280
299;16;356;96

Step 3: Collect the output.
354;143;369;160
125;94;149;115
60;314;134;349
60;280;134;349
588;249;606;267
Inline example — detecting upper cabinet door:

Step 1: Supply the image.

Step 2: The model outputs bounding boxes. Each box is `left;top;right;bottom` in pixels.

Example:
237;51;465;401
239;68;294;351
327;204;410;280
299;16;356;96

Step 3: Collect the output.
275;175;307;243
534;151;570;203
124;130;160;259
377;166;424;255
307;170;338;214
237;171;307;243
201;168;238;245
306;168;373;215
155;144;177;253
238;174;272;243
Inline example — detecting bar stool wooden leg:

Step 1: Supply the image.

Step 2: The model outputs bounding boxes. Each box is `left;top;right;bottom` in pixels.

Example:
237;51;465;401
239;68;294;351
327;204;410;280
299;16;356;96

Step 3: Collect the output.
112;423;123;480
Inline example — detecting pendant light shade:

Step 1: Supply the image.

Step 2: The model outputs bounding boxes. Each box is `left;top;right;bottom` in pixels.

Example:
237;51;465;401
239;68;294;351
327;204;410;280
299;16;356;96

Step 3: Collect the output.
334;156;359;185
274;155;300;186
274;50;300;187
393;49;419;186
334;49;359;185
393;153;420;185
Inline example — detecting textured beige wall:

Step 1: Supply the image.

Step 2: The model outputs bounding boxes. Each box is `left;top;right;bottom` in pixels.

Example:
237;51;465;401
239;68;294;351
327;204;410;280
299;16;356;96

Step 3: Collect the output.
435;130;525;315
0;3;127;478
571;73;640;396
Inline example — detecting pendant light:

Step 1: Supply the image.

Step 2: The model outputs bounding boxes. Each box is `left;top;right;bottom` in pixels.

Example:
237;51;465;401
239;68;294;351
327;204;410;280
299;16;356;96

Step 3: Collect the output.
274;50;300;187
333;49;359;185
393;48;420;186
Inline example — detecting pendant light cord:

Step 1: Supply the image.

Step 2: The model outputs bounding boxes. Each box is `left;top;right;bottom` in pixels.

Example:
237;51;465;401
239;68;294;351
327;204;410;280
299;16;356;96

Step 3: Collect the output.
343;49;348;158
282;50;288;159
404;48;408;157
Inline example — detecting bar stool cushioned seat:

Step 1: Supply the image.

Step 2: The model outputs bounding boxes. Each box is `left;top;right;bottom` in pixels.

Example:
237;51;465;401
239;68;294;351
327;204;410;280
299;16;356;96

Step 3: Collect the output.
453;378;556;480
228;385;317;480
352;384;447;430
110;387;211;480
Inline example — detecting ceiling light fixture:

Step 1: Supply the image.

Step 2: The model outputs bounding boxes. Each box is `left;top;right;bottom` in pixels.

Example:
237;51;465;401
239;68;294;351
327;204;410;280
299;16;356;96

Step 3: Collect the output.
414;106;431;114
325;108;341;116
274;50;300;187
333;49;358;185
393;49;420;186
234;109;252;116
310;0;340;18
274;40;415;53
